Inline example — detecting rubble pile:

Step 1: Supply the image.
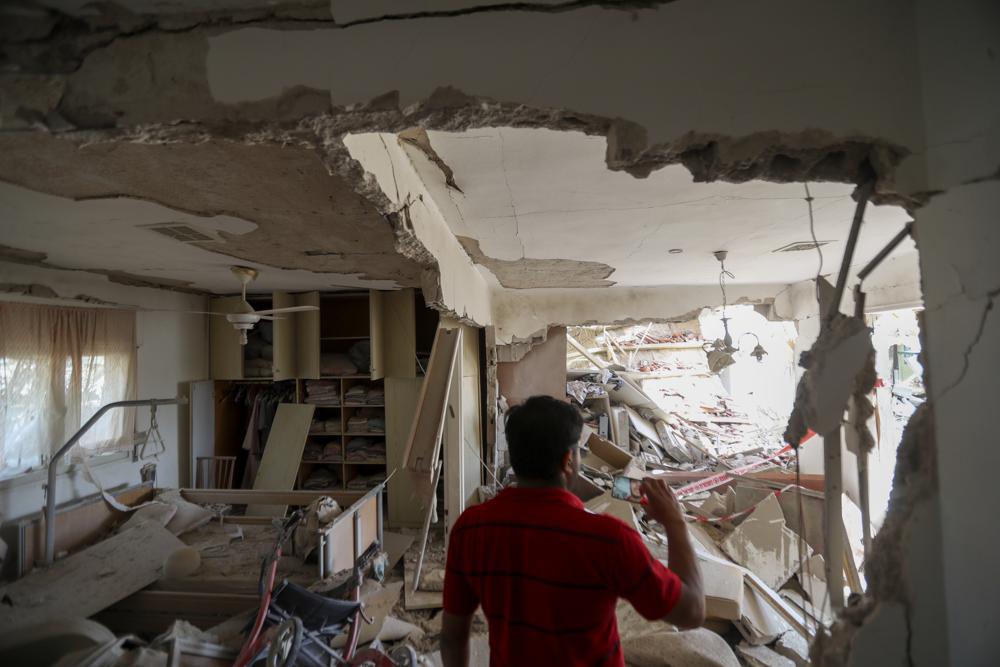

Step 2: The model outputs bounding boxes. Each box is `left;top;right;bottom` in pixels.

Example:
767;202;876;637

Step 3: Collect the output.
560;324;865;664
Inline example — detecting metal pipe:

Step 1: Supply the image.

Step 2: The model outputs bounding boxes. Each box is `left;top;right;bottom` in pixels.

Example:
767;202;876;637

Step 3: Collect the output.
44;397;187;565
857;222;914;283
827;180;874;323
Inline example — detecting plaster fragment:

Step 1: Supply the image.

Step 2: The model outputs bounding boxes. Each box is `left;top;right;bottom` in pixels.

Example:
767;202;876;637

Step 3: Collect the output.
457;236;615;289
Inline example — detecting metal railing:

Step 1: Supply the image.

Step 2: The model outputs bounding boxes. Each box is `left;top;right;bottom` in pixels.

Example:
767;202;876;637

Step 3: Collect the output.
44;397;187;565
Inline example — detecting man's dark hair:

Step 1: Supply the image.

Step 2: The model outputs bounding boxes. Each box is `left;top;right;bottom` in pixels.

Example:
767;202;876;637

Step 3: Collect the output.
505;395;583;481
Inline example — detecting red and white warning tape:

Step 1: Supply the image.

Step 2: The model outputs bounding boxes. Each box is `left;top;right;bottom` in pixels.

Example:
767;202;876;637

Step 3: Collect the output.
672;429;816;499
682;484;799;524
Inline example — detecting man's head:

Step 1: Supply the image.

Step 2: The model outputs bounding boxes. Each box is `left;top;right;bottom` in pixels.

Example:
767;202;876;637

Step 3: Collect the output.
505;395;583;487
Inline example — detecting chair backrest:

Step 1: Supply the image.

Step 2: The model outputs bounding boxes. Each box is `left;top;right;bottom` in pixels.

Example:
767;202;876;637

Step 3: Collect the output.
196;455;237;489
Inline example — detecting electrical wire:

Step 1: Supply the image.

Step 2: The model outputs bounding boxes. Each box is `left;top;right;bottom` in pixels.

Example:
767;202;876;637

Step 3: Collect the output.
804;183;824;303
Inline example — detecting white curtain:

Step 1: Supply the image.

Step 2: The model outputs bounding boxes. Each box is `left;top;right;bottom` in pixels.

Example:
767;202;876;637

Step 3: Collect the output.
0;302;136;473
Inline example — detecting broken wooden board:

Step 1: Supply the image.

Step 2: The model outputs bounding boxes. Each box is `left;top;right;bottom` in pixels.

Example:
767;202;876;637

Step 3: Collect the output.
95;590;257;635
584;432;633;470
722;494;811;590
0;521;184;631
586;492;640;531
403;557;443;610
246;403;315;516
738;580;793;646
401;327;461;503
8;482;156;578
384;531;415;572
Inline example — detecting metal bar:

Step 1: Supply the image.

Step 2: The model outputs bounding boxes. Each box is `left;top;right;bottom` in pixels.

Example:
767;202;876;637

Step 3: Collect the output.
376;486;384;548
823;427;846;610
318;534;326;580
826;180;874;323
45;397;187;565
857;222;914;283
352;511;361;574
858;448;873;561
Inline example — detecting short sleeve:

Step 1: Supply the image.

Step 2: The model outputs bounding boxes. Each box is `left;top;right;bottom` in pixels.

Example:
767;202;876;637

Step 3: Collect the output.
443;520;479;615
610;525;683;620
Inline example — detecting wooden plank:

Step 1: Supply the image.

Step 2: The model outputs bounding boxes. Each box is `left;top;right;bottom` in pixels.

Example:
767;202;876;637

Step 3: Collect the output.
386;377;425;527
245;403;316;516
322;491;380;575
182;488;364;506
369;289;385;380
403;557;443;610
566;334;608;369
295;291;321;379
96;590;257;634
15;483;156;577
0;522;184;631
209;296;245;380
383;288;417;378
401;327;461;497
824;428;845;610
444;330;465;537
272;291;297;380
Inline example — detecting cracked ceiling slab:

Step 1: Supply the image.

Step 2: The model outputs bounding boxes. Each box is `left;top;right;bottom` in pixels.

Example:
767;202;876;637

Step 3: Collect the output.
0;131;422;292
419;127;916;289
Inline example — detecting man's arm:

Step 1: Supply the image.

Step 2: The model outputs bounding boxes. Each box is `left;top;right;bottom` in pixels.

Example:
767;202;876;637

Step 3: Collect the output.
441;610;473;667
641;478;705;629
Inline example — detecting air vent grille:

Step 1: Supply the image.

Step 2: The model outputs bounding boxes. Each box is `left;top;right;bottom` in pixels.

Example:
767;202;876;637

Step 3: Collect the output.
144;224;214;243
772;240;832;253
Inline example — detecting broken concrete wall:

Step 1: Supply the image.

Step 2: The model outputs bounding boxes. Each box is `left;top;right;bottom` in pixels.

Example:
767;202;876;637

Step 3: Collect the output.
821;1;1000;665
493;284;783;344
342;132;494;326
0;260;209;521
497;326;567;407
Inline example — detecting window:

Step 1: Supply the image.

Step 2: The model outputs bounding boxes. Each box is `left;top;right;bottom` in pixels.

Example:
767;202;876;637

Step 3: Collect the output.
0;302;136;477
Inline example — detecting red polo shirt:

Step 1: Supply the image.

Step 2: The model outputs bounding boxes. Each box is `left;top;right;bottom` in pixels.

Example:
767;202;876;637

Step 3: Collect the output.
443;487;682;666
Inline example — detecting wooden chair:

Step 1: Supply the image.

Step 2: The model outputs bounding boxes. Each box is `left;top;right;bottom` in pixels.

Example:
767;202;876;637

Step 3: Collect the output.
196;456;237;489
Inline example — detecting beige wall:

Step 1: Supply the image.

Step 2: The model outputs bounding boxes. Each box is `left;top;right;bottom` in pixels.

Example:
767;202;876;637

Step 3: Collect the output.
497;327;567;407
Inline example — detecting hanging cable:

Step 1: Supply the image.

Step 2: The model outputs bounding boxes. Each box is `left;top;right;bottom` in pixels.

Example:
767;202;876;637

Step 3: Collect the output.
804;183;824;303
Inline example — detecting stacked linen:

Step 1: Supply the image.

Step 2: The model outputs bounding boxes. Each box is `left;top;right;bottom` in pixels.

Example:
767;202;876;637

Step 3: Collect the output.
319;353;357;376
346;415;368;433
322;441;343;461
303;441;323;460
345;437;385;462
303;466;340;490
311;416;341;433
365;386;385;405
346;471;387;490
344;385;367;404
353;407;384;433
305;381;340;406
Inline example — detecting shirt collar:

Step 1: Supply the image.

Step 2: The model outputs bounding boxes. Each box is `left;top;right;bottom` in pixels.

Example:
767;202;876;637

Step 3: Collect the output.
498;486;585;510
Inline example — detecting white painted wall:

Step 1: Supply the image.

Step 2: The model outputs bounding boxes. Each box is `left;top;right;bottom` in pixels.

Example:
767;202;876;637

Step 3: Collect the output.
0;261;209;522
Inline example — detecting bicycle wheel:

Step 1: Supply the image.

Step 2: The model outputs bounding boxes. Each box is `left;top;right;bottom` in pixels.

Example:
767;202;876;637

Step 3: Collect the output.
266;617;303;667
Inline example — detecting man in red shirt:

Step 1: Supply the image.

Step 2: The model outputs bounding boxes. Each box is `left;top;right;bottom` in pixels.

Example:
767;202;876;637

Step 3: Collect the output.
441;395;704;666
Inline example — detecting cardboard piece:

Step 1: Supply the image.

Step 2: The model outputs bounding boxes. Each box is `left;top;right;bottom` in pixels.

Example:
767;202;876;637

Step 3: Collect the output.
585;492;640;531
624;405;661;444
693;554;744;621
246;403;315;516
738;581;792;645
0;521;184;631
585;432;633;470
722;494;811;590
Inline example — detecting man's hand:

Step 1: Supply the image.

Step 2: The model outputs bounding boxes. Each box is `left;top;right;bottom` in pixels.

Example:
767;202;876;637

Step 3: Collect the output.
640;477;685;527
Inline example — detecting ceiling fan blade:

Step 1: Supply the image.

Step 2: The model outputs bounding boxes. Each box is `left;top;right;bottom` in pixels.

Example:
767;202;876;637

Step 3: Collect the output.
256;315;286;321
254;305;320;316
